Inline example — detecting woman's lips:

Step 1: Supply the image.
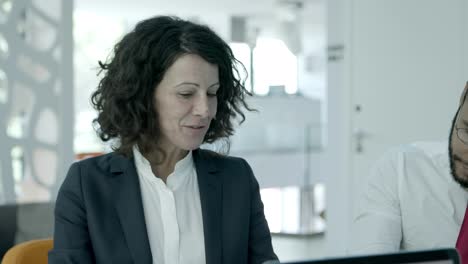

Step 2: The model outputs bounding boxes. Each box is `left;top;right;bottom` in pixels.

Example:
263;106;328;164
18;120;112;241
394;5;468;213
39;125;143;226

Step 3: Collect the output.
185;125;205;129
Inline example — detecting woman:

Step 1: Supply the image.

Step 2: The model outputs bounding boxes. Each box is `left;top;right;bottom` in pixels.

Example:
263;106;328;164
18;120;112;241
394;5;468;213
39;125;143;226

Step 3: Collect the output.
48;16;278;264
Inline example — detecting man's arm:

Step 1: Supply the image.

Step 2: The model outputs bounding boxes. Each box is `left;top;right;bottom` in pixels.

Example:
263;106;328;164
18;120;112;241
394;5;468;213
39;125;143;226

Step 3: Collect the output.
350;149;403;254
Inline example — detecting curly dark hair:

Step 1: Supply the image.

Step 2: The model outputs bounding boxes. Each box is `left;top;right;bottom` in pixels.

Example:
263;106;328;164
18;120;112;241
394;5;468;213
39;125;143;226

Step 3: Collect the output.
91;15;252;157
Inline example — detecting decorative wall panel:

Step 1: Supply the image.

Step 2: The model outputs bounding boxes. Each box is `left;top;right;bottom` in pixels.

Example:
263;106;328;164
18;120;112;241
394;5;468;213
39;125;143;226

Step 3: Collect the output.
0;0;73;204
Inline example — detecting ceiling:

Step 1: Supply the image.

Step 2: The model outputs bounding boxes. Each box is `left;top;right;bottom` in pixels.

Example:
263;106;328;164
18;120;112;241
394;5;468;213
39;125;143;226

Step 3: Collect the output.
74;0;323;22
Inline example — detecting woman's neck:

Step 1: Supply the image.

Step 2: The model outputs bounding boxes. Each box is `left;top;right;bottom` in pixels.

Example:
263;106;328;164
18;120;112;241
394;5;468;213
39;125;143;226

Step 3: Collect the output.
145;146;188;183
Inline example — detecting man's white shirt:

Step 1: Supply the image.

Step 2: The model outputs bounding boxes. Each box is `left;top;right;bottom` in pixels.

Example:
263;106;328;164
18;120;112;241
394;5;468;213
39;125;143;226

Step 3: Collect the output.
351;141;468;254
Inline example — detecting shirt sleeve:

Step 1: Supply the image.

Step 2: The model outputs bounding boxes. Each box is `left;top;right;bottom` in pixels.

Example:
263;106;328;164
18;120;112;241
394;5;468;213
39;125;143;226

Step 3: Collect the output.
349;148;403;255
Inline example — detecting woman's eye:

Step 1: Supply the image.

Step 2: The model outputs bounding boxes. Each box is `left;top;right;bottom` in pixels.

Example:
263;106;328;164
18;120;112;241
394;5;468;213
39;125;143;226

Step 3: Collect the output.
207;93;217;97
179;93;193;98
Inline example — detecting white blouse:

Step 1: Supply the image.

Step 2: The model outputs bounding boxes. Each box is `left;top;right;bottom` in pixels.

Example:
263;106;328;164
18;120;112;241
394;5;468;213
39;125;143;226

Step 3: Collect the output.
133;147;206;264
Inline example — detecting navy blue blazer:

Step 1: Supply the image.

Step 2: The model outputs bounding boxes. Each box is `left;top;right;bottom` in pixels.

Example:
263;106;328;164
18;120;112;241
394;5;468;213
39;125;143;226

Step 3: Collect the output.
48;149;278;264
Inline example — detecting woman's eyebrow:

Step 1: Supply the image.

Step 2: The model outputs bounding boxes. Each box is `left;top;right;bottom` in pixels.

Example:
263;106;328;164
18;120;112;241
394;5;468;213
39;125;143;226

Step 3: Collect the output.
175;82;220;88
174;82;199;88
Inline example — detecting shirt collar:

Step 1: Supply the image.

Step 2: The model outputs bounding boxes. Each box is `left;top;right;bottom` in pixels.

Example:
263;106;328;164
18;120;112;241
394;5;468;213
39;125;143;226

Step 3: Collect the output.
132;145;194;190
167;151;193;190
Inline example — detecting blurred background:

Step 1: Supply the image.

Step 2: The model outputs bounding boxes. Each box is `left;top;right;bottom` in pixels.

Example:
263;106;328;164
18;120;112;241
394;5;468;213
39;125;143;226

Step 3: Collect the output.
0;0;467;262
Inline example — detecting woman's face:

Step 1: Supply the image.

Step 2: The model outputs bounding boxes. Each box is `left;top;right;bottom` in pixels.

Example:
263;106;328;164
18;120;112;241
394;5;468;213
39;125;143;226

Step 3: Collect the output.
154;53;219;153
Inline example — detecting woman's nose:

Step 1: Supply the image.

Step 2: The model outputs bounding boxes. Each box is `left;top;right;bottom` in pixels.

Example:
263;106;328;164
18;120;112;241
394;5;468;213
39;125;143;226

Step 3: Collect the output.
193;96;210;118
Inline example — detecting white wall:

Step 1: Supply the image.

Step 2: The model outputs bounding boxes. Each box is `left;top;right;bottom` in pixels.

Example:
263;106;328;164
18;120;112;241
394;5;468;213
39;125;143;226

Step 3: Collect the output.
323;0;353;257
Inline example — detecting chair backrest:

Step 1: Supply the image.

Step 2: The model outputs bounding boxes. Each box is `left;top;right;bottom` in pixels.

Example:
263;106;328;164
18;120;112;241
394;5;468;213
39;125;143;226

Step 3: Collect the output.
0;202;54;260
1;239;53;264
0;204;17;258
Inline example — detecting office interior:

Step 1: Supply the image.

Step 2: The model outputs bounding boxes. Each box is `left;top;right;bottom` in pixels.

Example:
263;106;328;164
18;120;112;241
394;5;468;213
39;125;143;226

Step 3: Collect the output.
0;0;467;262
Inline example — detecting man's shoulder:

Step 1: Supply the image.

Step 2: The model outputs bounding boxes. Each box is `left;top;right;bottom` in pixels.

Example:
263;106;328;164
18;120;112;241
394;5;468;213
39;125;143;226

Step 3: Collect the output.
384;140;447;161
408;141;448;155
372;141;448;176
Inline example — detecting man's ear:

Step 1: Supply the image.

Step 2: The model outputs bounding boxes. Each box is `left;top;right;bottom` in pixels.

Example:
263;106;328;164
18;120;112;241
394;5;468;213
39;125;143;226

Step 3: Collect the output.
459;82;468;106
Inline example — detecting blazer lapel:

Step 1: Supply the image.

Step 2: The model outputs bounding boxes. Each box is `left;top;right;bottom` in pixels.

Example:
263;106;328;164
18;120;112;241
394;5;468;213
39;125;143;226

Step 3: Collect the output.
194;149;223;264
109;154;152;264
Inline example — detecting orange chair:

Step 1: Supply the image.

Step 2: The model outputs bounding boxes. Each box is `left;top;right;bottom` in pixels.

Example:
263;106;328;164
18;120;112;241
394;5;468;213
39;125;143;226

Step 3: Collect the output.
1;239;53;264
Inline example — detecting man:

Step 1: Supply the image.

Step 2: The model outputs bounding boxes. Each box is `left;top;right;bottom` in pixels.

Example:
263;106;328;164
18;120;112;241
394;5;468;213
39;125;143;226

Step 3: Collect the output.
351;83;468;256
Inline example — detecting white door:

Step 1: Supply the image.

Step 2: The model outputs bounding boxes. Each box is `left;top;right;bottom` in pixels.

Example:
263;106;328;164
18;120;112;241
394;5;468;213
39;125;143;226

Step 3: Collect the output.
349;0;467;214
325;0;468;256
